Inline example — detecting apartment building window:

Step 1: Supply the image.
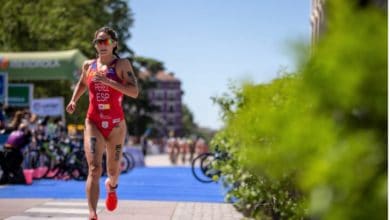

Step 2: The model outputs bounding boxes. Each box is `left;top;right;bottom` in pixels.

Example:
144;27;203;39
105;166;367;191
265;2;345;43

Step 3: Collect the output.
167;117;174;126
154;105;161;111
169;105;174;112
167;91;176;100
155;90;163;100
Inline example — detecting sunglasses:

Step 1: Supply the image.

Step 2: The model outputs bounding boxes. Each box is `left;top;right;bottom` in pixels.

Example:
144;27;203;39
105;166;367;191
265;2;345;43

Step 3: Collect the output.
93;38;114;46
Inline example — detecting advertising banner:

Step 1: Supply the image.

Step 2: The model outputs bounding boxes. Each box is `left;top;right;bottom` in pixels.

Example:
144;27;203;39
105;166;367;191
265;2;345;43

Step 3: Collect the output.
8;83;33;107
31;97;64;117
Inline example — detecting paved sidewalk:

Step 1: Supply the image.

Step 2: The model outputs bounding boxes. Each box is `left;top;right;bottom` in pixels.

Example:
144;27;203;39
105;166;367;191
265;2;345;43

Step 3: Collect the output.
144;153;191;167
0;199;243;220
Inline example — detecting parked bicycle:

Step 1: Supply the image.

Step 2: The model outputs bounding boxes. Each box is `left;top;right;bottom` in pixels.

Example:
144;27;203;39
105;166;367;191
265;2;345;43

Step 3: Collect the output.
22;135;137;181
24;136;88;181
101;150;135;176
191;146;229;183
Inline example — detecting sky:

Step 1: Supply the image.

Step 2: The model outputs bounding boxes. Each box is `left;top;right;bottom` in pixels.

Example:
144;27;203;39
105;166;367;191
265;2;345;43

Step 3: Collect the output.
127;0;311;130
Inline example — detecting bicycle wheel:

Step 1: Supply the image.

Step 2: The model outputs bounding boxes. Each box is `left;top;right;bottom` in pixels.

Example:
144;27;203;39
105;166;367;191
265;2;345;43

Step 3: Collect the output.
33;151;51;179
44;164;61;179
101;154;107;176
43;143;67;179
67;151;88;181
0;151;4;181
200;153;220;180
120;152;130;174
126;152;135;171
23;149;40;169
191;153;214;183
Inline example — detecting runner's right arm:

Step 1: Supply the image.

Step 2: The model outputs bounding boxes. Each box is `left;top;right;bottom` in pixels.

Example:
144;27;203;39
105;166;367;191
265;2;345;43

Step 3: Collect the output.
66;60;90;114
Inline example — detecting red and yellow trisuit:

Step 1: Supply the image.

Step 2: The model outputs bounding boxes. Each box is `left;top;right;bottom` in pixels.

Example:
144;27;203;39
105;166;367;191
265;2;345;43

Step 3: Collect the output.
86;59;124;138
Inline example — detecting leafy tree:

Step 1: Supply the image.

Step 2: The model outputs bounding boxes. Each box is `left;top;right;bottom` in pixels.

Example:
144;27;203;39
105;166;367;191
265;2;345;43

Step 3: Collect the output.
181;103;196;136
133;56;165;75
0;0;134;57
211;0;387;219
123;72;157;137
0;0;134;124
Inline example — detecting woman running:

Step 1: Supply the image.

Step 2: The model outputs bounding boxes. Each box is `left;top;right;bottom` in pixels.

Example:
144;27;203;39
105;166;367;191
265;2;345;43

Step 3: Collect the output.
66;27;138;220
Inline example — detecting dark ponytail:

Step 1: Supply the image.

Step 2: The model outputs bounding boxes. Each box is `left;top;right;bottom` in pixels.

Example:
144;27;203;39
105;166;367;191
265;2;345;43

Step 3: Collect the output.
113;48;120;59
94;26;120;58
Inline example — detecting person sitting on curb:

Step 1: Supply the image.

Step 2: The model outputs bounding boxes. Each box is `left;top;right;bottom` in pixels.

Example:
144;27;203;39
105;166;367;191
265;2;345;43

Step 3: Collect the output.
0;123;32;184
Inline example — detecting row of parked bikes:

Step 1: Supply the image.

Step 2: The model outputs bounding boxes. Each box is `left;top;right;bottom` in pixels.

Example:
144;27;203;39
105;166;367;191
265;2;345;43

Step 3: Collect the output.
26;137;225;183
0;131;227;184
22;137;135;181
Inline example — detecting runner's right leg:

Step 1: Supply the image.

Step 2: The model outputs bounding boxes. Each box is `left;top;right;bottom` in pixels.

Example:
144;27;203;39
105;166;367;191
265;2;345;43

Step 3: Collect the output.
84;119;105;219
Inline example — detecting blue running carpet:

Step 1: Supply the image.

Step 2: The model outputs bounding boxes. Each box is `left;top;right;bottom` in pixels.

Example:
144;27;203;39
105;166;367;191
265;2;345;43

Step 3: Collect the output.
0;167;227;203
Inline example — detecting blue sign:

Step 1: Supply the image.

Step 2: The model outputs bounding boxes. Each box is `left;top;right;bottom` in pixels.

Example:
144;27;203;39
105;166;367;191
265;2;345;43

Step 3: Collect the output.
0;73;8;105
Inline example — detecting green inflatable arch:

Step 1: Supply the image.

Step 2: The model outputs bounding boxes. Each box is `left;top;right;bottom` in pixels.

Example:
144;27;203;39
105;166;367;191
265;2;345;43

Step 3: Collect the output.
0;49;87;81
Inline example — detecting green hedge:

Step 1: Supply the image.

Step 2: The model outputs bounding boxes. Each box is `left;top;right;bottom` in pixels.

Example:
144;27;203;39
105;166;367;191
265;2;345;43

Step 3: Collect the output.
211;1;387;219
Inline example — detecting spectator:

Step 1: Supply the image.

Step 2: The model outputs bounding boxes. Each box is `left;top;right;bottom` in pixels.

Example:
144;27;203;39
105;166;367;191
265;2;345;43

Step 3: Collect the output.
195;137;208;154
140;135;148;157
0;123;32;184
140;128;152;157
3;110;24;134
0;103;6;130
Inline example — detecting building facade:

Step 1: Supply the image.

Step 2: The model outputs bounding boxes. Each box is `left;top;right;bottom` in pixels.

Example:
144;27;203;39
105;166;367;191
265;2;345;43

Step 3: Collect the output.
311;0;387;45
147;71;183;137
310;0;326;45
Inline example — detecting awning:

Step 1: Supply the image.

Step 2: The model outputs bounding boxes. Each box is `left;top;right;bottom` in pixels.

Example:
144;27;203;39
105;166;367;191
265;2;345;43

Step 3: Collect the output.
0;49;87;81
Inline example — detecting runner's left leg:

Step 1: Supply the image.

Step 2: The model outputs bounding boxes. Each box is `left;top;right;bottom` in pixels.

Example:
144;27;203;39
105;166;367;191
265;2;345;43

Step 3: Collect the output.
105;120;126;211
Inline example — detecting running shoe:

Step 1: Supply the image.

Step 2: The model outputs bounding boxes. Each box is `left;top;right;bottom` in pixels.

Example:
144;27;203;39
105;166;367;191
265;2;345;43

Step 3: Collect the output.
105;178;118;211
